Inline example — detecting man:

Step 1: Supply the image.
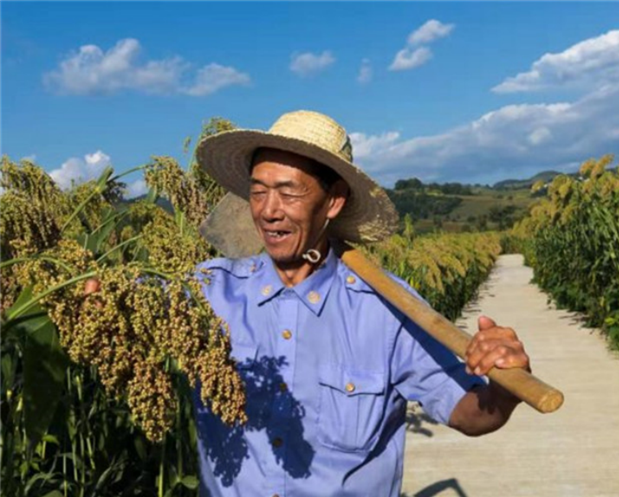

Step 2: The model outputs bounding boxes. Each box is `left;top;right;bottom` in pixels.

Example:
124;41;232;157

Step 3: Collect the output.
193;110;530;497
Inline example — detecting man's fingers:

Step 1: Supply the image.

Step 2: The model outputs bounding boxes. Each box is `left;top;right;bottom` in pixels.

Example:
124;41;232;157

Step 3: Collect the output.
465;338;505;375
465;332;529;376
82;278;103;310
478;315;497;330
465;327;517;359
84;278;101;296
475;347;529;376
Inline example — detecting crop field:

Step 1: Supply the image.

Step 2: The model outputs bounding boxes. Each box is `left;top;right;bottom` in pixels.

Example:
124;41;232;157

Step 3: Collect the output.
0;152;616;496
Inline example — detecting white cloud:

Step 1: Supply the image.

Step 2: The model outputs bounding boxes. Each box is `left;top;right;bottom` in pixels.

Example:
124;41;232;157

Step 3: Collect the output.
493;30;619;93
357;58;372;84
389;47;432;71
351;85;619;185
372;29;619;184
407;19;455;45
49;151;112;190
49;152;150;199
290;51;335;77
185;63;251;96
44;38;250;96
350;131;401;160
528;127;552;146
389;19;453;72
125;179;148;199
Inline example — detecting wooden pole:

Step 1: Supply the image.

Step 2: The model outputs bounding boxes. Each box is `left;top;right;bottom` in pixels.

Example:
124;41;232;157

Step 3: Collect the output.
335;241;564;414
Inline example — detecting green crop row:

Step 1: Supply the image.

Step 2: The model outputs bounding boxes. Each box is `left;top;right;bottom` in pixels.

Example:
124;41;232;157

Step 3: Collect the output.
513;155;619;348
366;220;501;321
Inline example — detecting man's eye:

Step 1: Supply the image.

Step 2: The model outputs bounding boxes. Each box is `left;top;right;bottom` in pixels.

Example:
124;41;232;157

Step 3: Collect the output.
280;191;299;199
250;191;266;201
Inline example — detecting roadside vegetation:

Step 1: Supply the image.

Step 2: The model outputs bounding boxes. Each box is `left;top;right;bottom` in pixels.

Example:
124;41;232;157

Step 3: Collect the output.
513;155;619;349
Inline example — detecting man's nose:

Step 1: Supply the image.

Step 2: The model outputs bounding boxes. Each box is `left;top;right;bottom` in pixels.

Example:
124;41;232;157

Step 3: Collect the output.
261;191;284;220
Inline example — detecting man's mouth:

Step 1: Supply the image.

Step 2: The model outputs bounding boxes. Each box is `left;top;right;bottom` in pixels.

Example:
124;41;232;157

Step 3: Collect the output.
264;230;291;241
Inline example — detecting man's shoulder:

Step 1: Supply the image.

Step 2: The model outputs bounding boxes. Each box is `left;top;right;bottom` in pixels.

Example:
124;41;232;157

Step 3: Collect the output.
196;254;263;280
335;260;426;303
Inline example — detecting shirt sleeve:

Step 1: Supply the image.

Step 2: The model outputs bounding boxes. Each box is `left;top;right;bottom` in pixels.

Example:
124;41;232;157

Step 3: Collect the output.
391;317;486;425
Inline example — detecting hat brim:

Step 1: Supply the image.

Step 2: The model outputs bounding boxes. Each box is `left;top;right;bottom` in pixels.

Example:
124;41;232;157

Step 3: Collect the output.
197;129;398;243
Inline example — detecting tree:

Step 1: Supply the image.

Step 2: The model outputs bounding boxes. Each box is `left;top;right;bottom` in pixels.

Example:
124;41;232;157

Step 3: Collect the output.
394;177;423;191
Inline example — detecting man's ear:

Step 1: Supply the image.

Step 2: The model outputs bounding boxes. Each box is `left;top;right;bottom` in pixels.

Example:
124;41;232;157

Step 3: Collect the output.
326;179;349;220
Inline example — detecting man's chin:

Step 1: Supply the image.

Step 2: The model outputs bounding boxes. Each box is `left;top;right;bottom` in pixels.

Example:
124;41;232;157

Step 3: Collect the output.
265;250;304;267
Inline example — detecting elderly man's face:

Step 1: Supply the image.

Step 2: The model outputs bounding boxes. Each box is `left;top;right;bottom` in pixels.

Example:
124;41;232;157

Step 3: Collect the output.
249;149;346;268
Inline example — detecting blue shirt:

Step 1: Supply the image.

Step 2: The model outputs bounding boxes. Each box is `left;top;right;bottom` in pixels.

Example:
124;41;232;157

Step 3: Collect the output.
194;248;483;497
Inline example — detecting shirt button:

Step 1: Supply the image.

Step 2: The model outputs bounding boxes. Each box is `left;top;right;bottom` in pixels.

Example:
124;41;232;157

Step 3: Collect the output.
272;437;283;448
282;329;292;340
279;382;288;392
346;275;356;284
345;382;356;393
261;285;272;296
307;291;321;304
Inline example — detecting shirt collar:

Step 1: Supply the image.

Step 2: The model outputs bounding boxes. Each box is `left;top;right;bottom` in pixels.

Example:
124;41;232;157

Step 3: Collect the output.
254;248;338;315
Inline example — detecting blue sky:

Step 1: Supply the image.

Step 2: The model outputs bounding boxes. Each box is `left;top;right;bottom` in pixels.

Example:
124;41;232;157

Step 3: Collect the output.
3;2;619;196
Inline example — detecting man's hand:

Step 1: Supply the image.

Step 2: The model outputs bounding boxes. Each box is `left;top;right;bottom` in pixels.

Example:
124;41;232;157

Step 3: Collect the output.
83;278;102;309
464;316;530;377
449;316;531;436
84;278;101;296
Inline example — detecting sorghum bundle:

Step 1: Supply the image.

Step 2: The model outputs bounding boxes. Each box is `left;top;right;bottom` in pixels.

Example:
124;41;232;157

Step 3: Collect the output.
1;157;246;442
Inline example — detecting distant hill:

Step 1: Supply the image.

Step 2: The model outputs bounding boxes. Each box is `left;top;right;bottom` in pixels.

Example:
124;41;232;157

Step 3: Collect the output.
492;170;563;190
385;171;561;233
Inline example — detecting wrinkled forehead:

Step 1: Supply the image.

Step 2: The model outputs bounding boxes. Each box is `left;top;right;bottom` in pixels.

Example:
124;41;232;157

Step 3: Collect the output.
251;147;343;190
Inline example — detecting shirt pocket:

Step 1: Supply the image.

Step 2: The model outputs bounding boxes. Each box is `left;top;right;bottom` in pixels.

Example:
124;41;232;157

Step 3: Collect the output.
317;363;386;453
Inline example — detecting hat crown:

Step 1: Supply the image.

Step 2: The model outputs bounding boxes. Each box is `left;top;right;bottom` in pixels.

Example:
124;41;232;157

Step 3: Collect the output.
268;110;353;163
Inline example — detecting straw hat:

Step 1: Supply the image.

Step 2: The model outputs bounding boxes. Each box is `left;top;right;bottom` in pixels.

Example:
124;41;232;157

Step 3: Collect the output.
196;110;398;243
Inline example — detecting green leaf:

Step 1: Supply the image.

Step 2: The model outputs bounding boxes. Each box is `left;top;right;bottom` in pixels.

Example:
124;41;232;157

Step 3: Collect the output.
180;475;199;489
84;232;98;253
90;207;126;254
3;287;49;340
146;187;158;204
75;232;89;249
4;285;36;322
133;436;147;461
174;208;186;234
41;491;64;497
22;312;69;444
42;434;60;445
94;462;120;491
96;166;115;192
1;353;14;390
25;472;59;494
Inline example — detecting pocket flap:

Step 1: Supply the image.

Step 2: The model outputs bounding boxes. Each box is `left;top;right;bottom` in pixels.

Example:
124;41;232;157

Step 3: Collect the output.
318;363;385;396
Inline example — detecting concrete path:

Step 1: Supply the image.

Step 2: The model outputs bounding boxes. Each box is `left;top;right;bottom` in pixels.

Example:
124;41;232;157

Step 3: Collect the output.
401;254;619;497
